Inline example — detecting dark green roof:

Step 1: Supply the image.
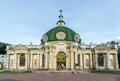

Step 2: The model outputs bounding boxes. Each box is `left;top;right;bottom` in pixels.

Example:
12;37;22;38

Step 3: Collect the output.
41;26;81;43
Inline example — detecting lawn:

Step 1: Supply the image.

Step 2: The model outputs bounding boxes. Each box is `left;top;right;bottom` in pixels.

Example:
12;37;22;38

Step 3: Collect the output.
0;70;32;74
91;70;120;74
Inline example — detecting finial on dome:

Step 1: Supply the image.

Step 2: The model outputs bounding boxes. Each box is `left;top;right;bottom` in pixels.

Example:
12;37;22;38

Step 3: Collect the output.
57;10;65;26
59;10;63;20
60;10;62;15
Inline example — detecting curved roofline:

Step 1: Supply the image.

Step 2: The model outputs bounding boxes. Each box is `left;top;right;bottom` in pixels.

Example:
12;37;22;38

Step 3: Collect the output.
45;26;77;34
41;26;81;43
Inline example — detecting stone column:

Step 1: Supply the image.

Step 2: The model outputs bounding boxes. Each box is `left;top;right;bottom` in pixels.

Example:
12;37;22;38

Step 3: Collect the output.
115;53;119;69
16;54;18;70
75;52;78;64
106;53;110;69
30;53;32;69
54;54;56;70
49;47;52;70
71;52;74;70
13;53;17;69
90;53;92;69
40;54;42;68
6;54;9;69
80;53;83;69
37;54;39;69
95;53;98;69
25;53;28;70
84;53;86;69
38;54;40;69
45;51;48;69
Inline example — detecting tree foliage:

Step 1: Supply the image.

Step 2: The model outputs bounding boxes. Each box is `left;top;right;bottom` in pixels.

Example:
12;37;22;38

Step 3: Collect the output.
109;41;117;49
118;47;120;68
0;42;7;54
116;41;120;68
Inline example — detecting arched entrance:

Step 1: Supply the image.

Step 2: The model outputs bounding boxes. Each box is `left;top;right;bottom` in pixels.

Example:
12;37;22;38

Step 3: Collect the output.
57;52;66;70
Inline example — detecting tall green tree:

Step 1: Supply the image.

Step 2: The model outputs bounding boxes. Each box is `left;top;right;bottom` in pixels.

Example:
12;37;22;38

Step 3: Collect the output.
0;42;7;54
117;41;120;68
118;48;120;68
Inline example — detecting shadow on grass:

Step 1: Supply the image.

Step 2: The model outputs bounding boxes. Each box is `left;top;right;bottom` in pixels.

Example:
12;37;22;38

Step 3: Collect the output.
0;79;21;81
0;71;32;74
116;77;120;81
91;70;120;74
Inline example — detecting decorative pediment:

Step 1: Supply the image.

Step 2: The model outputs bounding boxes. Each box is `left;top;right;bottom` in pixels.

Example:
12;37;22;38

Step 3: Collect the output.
14;44;28;50
94;44;110;50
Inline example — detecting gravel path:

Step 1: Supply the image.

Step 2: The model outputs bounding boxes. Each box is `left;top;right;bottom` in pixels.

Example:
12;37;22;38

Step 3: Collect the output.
0;73;120;81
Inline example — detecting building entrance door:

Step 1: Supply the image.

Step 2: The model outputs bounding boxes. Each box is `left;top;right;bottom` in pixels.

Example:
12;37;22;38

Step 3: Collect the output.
57;52;66;70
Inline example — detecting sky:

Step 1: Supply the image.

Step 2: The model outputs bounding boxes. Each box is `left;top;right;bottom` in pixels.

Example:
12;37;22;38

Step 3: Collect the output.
0;0;120;45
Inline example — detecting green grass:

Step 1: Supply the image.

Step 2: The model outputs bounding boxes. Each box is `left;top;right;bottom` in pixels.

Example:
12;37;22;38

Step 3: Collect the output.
91;71;120;74
0;71;32;74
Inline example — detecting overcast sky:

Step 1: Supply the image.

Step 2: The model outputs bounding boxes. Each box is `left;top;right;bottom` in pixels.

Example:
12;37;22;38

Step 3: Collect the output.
0;0;120;45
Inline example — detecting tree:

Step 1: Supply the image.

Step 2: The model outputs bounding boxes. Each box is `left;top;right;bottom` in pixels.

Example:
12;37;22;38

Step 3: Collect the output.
0;42;7;54
118;48;120;68
109;41;116;49
116;40;120;68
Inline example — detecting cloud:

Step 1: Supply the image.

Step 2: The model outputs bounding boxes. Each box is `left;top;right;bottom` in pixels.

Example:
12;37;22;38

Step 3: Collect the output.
115;37;120;40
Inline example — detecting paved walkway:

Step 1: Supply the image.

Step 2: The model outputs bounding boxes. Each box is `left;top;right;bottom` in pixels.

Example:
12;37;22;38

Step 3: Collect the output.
0;73;120;81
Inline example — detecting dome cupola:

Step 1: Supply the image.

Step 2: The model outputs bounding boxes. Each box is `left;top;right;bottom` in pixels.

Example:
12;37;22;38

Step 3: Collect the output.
41;10;81;43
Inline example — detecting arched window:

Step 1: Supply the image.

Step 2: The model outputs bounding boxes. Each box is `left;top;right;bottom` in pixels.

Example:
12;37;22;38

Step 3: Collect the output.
42;54;45;67
20;54;25;66
98;54;104;66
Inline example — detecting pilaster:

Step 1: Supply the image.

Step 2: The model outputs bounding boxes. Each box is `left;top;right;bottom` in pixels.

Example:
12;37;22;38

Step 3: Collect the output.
71;52;74;70
30;53;32;69
37;54;39;69
95;53;98;69
115;53;119;69
80;53;83;69
6;54;9;69
106;53;110;69
84;53;86;69
45;51;48;69
40;54;42;68
75;52;78;64
90;53;92;69
13;53;17;69
25;53;28;70
49;47;52;69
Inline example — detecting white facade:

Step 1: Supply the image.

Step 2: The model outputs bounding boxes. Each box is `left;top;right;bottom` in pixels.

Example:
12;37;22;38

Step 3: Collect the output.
6;42;119;71
6;11;119;71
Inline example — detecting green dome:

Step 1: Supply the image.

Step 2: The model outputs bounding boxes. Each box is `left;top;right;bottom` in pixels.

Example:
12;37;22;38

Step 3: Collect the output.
41;26;81;43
